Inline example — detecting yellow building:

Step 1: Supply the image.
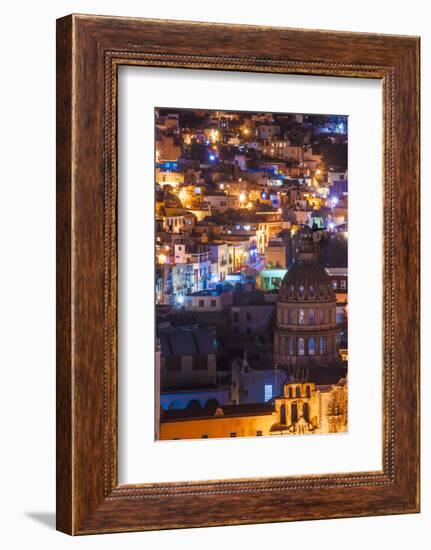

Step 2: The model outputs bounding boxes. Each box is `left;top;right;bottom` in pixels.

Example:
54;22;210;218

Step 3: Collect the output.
159;379;347;440
156;168;184;188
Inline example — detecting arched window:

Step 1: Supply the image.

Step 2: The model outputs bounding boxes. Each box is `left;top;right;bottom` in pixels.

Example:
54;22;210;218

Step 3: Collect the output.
298;337;305;355
306;385;311;398
298;309;305;325
303;402;310;422
309;336;316;355
295;386;301;398
205;398;219;411
289;336;294;355
308;309;315;325
187;399;201;410
319;336;326;355
280;404;286;425
291;403;298;423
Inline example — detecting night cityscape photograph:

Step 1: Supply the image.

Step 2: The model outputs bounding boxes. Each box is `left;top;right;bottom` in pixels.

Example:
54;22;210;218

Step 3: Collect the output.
154;108;348;441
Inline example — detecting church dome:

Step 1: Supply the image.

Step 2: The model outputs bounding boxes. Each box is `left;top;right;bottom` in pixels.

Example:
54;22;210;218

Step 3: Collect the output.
277;261;334;302
277;227;334;303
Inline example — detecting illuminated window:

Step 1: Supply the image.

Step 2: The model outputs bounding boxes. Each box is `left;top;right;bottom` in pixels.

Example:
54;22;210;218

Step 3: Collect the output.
319;336;326;355
298;309;305;325
332;280;338;289
309;309;315;324
298;337;305;355
309;337;316;355
264;384;273;402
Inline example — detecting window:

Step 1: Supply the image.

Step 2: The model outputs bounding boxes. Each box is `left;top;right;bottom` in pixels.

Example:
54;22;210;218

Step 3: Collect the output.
198;299;204;307
165;355;181;372
264;384;273;402
280;404;286;424
298;309;305;325
295;386;301;398
289;336;294;355
303;402;310;422
319;308;324;324
340;280;347;290
202;434;208;439
288;387;293;398
192;353;208;370
211;299;217;307
309;336;316;355
246;326;251;335
332;280;338;289
308;309;315;324
256;431;263;436
306;385;311;398
298;337;305;355
233;312;239;322
246;312;252;321
230;432;237;438
291;403;298;423
319;336;326;355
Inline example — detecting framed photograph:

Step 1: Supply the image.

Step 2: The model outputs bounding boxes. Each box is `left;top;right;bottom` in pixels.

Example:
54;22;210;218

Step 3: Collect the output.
56;14;420;535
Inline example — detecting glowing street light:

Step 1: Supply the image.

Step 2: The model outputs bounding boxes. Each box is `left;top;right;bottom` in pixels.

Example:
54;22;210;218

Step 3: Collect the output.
331;197;338;207
239;192;246;204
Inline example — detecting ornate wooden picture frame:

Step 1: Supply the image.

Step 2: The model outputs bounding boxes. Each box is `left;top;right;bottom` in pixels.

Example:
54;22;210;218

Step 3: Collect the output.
56;14;420;535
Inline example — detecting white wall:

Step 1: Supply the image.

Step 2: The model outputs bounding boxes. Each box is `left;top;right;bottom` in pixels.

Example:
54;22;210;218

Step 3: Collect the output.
0;1;428;548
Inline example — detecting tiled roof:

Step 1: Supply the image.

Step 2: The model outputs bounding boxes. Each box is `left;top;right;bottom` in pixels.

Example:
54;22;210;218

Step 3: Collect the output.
160;327;215;357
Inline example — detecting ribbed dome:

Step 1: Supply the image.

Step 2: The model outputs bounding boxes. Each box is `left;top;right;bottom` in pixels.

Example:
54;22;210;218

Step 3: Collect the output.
277;260;335;302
